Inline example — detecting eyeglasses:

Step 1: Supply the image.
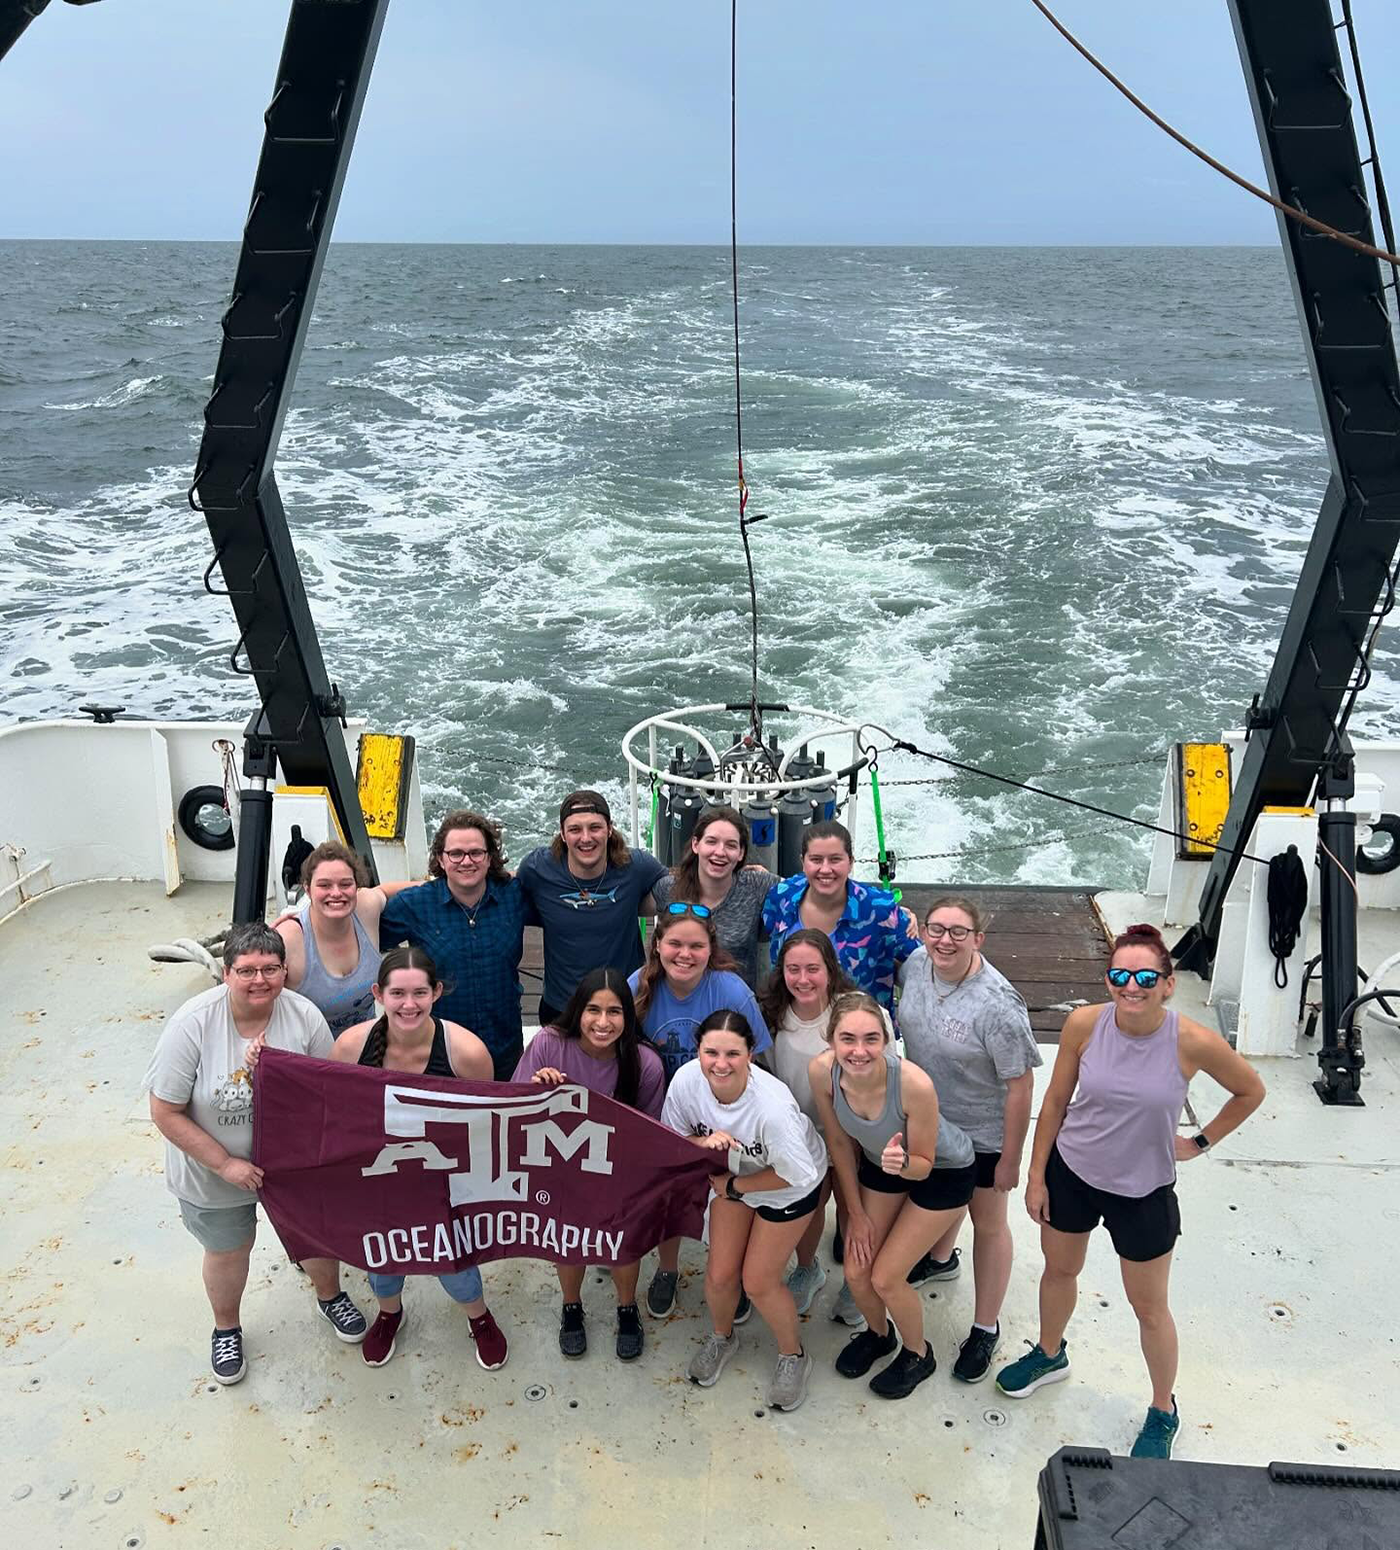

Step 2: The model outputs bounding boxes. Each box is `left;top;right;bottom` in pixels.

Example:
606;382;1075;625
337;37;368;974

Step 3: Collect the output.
1107;968;1164;989
443;848;489;864
664;902;712;919
925;923;974;941
230;964;286;981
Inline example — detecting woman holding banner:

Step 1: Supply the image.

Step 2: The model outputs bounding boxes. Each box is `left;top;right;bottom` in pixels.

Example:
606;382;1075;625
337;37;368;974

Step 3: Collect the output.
332;948;509;1371
662;1010;827;1412
513;968;665;1362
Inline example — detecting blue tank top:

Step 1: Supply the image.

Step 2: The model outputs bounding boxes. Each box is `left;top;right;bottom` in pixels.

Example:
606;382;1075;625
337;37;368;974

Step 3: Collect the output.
294;901;381;1036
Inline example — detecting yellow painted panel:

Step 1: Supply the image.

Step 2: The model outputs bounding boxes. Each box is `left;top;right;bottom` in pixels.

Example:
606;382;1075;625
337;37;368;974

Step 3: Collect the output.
357;733;412;841
1176;742;1232;859
1263;805;1315;816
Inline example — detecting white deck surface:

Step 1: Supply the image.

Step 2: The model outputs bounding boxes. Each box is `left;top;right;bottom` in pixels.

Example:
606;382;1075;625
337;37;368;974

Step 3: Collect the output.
2;882;1397;1549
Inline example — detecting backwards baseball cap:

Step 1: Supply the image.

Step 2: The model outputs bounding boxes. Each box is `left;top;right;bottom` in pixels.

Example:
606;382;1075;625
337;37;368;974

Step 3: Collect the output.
559;789;612;826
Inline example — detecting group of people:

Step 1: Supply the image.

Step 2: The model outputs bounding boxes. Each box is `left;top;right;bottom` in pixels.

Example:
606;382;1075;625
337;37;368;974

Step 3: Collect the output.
145;789;1265;1454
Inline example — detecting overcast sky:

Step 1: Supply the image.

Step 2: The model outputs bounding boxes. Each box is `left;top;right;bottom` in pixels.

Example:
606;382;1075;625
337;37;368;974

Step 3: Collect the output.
4;0;1399;243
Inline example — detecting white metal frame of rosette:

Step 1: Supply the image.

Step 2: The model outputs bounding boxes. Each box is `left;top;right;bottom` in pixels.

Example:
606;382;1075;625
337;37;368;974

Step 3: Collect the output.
620;703;873;850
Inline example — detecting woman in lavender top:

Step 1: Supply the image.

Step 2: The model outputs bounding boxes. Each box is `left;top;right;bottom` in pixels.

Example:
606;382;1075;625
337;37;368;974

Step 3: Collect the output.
649;805;776;987
513;968;665;1363
995;924;1265;1461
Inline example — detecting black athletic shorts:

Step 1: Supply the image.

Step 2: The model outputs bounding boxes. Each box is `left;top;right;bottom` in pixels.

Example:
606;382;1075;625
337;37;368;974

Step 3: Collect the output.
973;1151;1002;1191
858;1154;978;1213
755;1182;822;1224
1045;1144;1181;1263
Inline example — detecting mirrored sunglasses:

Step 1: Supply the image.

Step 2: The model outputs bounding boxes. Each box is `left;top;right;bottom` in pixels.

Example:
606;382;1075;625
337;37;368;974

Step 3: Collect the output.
1107;967;1163;988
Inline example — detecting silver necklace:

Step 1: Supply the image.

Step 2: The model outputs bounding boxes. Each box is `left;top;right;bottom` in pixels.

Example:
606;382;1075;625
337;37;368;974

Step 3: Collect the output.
933;954;979;1002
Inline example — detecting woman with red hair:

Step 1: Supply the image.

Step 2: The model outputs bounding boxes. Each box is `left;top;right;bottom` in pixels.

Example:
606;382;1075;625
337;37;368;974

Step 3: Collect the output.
995;923;1264;1459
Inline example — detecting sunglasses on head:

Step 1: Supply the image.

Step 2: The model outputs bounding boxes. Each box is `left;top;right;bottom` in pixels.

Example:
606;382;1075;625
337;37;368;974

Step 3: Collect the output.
664;902;711;919
1107;967;1164;988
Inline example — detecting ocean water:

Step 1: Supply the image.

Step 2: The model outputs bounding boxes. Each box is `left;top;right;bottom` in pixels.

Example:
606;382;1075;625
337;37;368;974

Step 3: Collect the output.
3;241;1395;887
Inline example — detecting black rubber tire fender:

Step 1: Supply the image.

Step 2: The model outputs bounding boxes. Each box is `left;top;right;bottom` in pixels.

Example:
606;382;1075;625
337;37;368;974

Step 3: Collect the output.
177;784;235;852
1356;812;1400;876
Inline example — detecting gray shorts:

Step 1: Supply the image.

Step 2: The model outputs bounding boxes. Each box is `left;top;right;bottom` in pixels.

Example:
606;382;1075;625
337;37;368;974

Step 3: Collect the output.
177;1197;258;1252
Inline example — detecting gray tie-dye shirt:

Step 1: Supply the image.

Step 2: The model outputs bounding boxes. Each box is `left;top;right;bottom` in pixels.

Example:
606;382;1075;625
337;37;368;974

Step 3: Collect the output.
898;947;1042;1153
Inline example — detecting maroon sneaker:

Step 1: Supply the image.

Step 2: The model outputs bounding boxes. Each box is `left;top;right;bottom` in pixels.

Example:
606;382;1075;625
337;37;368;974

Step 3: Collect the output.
362;1308;405;1367
469;1309;508;1371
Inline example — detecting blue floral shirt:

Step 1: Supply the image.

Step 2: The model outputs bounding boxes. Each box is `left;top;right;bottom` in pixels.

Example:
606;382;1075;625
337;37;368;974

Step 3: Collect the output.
762;875;919;1013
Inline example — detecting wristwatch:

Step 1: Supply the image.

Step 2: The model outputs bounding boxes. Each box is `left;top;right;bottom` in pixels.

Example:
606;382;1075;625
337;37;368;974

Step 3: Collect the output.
1192;1132;1210;1152
725;1176;743;1201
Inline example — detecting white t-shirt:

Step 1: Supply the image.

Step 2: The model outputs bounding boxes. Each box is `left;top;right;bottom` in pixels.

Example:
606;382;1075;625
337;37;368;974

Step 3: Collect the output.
661;1061;828;1211
143;983;333;1208
770;1001;894;1124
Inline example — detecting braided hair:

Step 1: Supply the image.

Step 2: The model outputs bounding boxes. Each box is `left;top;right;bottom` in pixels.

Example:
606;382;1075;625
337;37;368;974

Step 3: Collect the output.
361;946;441;1068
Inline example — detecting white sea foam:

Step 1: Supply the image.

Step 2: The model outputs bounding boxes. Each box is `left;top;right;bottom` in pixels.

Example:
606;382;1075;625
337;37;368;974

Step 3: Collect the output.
44;375;164;411
6;246;1397;887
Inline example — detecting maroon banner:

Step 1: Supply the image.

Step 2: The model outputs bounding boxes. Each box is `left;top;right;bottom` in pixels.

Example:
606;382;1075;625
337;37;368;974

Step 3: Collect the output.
252;1047;714;1273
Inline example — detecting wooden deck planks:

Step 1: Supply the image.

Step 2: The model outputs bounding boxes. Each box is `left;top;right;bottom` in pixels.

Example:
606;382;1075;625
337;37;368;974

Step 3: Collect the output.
517;883;1111;1040
897;884;1112;1040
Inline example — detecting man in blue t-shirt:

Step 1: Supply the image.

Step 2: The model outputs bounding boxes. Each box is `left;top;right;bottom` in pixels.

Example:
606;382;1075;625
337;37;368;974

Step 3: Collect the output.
517;790;666;1024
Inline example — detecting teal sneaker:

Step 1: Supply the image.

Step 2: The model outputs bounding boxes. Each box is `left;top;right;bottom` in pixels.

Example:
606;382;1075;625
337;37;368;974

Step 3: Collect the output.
995;1340;1070;1398
1130;1399;1180;1459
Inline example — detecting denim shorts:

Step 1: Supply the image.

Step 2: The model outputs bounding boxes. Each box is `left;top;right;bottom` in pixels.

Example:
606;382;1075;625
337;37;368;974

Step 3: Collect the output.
368;1268;483;1304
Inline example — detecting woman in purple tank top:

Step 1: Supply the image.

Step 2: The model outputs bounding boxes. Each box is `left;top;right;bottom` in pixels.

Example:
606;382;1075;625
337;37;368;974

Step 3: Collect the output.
995;924;1264;1461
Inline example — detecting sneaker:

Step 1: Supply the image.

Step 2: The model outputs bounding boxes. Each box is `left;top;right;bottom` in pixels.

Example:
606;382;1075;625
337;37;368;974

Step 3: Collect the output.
687;1330;739;1387
995;1340;1070;1398
907;1248;961;1287
952;1323;1000;1384
646;1269;678;1318
785;1258;828;1316
469;1310;509;1371
318;1291;369;1345
767;1349;812;1412
869;1340;938;1400
733;1291;753;1326
832;1227;844;1264
829;1279;865;1328
559;1301;587;1359
362;1308;404;1367
615;1303;644;1362
1130;1398;1180;1459
210;1326;246;1385
835;1324;899;1379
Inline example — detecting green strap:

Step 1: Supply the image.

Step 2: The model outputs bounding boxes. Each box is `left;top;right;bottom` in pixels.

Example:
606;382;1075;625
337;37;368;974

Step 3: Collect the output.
868;765;901;902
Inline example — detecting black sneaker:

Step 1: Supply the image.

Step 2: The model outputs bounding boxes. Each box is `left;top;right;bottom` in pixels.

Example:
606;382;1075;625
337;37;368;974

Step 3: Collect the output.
869;1340;938;1399
318;1291;369;1344
835;1324;899;1379
907;1248;961;1287
211;1325;246;1385
615;1303;644;1362
952;1323;1000;1383
733;1291;753;1326
559;1301;587;1359
645;1269;678;1318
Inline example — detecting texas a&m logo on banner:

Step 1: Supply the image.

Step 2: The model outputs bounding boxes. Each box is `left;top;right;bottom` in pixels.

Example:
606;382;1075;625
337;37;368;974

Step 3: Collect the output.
253;1049;713;1274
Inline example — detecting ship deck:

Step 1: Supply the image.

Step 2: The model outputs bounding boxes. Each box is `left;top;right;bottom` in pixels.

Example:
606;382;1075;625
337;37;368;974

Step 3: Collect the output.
3;880;1398;1549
